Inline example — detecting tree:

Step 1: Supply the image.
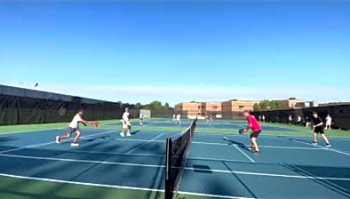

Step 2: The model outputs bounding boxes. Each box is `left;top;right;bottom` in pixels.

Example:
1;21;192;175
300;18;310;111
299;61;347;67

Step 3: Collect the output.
134;103;143;109
259;100;271;110
255;100;289;110
144;101;163;110
253;103;260;111
129;101;174;110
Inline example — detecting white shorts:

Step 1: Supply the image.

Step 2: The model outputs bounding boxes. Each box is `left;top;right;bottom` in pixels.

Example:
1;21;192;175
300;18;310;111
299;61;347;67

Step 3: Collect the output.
123;121;131;129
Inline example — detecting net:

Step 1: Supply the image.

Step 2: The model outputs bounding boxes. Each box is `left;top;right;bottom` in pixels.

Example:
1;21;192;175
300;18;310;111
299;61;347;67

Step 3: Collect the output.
165;119;197;199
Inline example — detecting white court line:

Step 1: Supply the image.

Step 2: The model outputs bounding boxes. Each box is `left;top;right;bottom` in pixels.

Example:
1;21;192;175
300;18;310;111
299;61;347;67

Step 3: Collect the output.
233;145;255;163
65;148;319;163
258;146;323;150
194;140;322;150
1;153;350;181
126;134;164;154
0;173;255;199
281;163;350;196
329;148;350;157
0;130;116;154
291;139;350;157
114;138;164;143
1;134;321;156
112;137;321;151
0;127;65;136
60;149;249;164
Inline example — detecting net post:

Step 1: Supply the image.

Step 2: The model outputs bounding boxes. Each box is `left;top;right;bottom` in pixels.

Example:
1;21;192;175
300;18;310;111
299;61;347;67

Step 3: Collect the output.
165;138;173;199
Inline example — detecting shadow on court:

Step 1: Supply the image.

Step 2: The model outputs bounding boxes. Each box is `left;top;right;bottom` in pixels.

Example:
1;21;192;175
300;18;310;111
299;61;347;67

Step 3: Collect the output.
223;137;251;152
0;136;167;199
282;164;350;198
0;137;18;143
0;126;350;199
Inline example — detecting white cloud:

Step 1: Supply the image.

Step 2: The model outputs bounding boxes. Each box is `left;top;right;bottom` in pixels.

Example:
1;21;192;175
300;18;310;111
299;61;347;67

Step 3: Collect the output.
2;81;349;106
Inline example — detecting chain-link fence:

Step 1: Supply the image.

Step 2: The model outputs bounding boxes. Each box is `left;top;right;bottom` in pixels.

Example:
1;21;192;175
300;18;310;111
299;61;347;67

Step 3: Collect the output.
253;105;350;130
0;85;123;125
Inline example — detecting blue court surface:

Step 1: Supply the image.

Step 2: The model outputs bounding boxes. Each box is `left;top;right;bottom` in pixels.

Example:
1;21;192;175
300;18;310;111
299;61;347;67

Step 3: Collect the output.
107;119;302;132
0;123;350;198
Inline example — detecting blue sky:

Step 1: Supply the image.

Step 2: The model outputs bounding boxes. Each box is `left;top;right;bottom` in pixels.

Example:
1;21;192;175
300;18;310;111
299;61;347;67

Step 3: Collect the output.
0;1;349;105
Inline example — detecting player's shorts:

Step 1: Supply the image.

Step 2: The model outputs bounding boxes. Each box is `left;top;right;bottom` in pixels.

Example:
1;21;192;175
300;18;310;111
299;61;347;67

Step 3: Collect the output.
67;127;79;135
314;127;324;134
140;118;143;121
123;121;131;129
250;130;261;138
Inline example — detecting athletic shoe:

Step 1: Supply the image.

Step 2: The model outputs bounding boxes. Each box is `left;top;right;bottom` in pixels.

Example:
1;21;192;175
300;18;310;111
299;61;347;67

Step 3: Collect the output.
71;143;79;147
126;132;132;137
325;144;331;148
120;132;125;137
56;136;61;144
312;142;318;146
253;150;261;155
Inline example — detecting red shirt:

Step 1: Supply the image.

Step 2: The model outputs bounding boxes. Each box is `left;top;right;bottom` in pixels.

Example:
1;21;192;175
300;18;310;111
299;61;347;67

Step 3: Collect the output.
247;115;262;132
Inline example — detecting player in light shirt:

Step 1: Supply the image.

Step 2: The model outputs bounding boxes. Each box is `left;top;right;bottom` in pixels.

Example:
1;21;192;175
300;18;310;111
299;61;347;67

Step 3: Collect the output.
176;114;181;125
139;112;144;126
120;108;132;137
56;109;96;147
325;114;332;130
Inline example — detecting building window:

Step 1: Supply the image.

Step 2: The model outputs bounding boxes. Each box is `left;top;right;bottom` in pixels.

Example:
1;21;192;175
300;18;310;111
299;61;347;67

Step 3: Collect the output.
213;106;218;109
239;105;244;109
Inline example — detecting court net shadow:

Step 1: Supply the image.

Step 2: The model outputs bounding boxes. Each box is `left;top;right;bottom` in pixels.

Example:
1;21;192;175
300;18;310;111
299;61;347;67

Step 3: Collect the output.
282;163;350;198
0;134;167;199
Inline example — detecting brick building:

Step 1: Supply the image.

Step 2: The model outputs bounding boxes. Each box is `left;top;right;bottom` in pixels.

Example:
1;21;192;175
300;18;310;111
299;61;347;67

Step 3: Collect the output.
175;100;257;119
274;98;306;108
221;99;258;112
175;101;222;119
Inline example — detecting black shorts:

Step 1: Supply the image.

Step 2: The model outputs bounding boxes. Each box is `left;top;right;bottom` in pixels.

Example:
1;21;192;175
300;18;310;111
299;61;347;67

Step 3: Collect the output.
140;118;143;121
314;127;324;134
250;130;261;138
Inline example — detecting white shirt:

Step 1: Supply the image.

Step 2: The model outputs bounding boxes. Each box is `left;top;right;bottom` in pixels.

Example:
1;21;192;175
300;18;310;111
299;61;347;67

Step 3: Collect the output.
69;114;83;128
326;116;332;124
297;116;302;122
176;114;181;120
139;113;143;119
123;112;130;122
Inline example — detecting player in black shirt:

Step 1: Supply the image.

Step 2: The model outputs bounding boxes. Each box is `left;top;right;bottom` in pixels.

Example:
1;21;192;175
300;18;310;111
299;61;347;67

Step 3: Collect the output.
311;111;331;147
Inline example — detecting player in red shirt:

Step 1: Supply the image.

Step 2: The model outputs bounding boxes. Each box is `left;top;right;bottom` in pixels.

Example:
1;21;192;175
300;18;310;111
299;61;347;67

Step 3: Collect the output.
242;110;262;154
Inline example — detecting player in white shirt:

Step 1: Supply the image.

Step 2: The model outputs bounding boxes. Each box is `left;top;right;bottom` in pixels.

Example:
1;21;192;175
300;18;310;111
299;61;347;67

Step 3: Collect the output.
297;115;302;125
325;114;332;130
288;115;293;124
172;114;176;121
139;112;144;126
56;109;96;147
176;114;181;125
120;108;132;137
